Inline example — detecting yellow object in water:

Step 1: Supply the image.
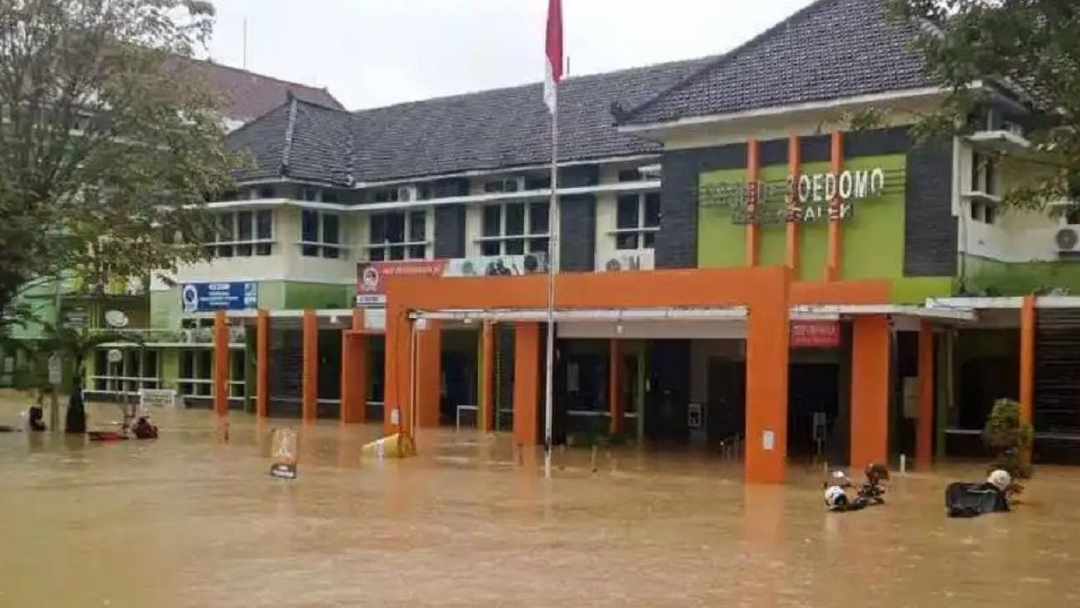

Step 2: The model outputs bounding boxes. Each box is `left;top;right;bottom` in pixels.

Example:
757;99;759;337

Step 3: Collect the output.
361;433;417;459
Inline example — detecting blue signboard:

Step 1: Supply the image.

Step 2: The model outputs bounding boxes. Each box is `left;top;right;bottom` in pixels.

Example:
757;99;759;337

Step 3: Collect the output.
181;282;258;313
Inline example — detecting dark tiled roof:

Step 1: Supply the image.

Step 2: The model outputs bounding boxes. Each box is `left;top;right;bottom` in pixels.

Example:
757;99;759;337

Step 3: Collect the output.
227;58;711;186
165;57;344;125
228;95;354;184
616;0;934;126
347;58;711;182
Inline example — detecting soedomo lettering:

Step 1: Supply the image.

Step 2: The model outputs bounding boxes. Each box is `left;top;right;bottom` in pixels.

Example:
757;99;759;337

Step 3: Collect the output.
699;167;897;226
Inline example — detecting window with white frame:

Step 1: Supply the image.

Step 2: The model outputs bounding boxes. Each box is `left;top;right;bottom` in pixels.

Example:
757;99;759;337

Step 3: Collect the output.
300;210;344;259
479;202;549;256
177;349;246;400
614;192;660;250
302;187;340;204
970;200;997;225
368;210;428;261
91;348;160;396
971;152;998;196
207;210;274;257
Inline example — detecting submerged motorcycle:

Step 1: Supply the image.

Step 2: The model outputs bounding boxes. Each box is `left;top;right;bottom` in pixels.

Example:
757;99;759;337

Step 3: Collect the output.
824;463;890;512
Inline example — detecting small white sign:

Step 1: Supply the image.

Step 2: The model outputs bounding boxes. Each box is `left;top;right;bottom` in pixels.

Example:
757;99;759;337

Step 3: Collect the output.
107;349;123;364
390;408;400;425
364;308;386;331
140;389;177;408
47;353;62;386
762;430;775;451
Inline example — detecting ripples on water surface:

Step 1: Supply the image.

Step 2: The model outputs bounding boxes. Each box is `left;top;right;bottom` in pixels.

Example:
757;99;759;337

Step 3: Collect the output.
0;391;1077;607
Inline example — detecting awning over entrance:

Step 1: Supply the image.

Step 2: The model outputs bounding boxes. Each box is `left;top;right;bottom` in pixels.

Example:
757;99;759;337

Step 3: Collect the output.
411;304;978;324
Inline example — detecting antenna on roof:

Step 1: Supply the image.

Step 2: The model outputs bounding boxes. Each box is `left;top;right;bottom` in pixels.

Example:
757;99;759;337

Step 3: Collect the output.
242;17;248;69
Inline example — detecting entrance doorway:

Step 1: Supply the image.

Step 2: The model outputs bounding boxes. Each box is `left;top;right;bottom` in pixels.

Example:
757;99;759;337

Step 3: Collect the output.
788;364;840;459
441;329;479;427
706;358;745;447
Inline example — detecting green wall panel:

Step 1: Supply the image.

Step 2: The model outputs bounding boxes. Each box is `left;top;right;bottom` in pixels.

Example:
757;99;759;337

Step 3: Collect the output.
161;349;180;391
150;288;181;330
890;277;954;304
962;255;1080;296
257;281;287;310
698;168;748;269
758;165;790;268
699;155;910;285
283;282;353;310
841;155;907;280
796;163;832;282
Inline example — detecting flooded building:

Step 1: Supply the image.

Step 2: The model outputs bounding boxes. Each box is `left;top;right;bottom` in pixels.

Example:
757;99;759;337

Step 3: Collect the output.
87;0;1080;482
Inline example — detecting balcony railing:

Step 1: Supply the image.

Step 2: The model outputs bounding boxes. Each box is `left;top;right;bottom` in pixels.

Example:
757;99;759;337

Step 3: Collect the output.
88;326;246;347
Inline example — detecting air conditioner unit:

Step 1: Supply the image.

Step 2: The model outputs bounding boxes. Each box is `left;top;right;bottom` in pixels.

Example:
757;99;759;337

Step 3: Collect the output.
1056;227;1079;252
601;250;656;272
397;186;415;202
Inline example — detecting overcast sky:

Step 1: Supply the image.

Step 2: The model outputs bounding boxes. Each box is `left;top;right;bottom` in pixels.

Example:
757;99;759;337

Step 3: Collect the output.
206;0;816;111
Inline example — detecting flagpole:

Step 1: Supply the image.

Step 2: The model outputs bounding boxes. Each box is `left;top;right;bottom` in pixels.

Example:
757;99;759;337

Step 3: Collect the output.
542;0;562;480
544;82;557;479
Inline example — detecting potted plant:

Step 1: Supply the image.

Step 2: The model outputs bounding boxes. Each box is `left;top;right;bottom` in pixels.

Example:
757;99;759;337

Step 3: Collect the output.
982;398;1034;478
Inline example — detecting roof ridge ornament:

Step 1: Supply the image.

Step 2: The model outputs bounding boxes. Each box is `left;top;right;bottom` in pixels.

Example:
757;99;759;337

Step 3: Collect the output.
280;94;299;177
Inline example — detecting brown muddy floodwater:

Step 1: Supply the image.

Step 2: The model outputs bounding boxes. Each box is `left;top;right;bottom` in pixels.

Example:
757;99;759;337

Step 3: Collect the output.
0;391;1078;607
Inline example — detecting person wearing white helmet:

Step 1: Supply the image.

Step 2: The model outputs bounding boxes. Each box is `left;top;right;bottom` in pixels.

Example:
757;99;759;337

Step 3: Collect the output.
987;470;1012;493
824;483;852;511
824;463;890;512
945;469;1014;517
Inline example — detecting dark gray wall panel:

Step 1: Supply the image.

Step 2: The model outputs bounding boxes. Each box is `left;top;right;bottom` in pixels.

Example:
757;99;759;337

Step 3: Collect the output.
559;194;596;272
560;165;599;188
904;138;956;276
657;144;745;268
434;204;466;259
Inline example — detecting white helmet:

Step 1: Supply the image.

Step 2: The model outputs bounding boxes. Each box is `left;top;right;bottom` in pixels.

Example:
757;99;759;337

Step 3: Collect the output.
987;469;1012;492
825;485;849;510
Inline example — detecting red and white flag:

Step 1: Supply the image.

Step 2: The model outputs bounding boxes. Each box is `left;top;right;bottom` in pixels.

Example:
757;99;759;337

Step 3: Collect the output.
544;0;563;114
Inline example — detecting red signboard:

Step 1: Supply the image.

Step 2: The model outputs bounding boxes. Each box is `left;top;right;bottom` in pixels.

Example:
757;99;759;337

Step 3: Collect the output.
790;321;841;348
356;260;448;305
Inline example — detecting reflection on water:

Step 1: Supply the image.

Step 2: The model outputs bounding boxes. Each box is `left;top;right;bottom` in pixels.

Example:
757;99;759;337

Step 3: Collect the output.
0;392;1078;607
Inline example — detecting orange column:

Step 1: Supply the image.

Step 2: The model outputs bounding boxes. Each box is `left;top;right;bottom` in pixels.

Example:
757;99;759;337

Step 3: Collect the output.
1019;296;1036;426
480;321;496;432
416;320;443;428
609;339;623;435
213;310;229;416
513;323;542;446
825;131;844;282
341;310;367;424
916;321;935;468
384;305;411;435
255;309;270;418
302;309;318;421
745;139;761;267
851;316;891;469
745;272;790;484
785;135;802;273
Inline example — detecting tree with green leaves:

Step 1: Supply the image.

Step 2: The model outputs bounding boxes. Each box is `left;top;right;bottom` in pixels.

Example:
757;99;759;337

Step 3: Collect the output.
891;0;1080;212
0;0;240;329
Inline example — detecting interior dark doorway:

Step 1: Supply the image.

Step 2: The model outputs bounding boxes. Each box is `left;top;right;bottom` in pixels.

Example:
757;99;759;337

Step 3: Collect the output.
788;363;840;459
441;329;479;426
554;339;610;443
645;340;691;443
706;357;745;447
